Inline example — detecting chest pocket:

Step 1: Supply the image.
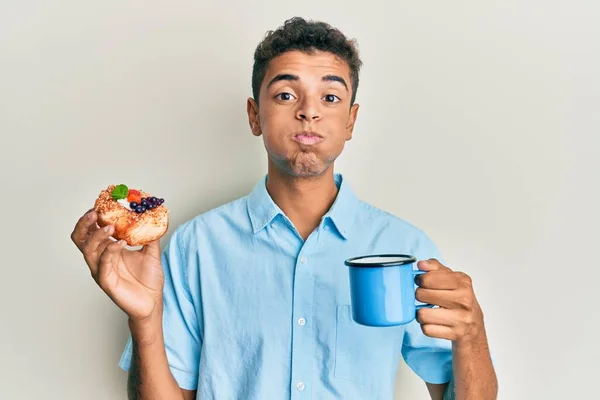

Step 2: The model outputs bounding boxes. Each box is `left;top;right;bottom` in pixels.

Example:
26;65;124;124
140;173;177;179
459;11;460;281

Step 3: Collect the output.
334;305;405;387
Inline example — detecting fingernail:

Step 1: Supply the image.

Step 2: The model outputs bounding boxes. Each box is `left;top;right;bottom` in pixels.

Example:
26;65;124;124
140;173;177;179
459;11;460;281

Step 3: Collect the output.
414;275;422;285
104;225;112;233
87;212;94;219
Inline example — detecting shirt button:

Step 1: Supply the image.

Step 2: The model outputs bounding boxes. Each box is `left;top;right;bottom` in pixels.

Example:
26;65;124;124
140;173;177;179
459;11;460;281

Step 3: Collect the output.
296;381;305;391
299;257;306;264
324;225;329;230
271;222;276;228
298;317;306;326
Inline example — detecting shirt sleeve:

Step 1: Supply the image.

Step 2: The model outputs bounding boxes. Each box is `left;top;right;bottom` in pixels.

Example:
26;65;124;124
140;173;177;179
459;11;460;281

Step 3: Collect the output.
118;227;202;390
401;231;453;384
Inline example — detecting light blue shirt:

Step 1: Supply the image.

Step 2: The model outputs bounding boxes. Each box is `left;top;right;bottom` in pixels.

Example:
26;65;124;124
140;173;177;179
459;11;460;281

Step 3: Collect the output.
119;173;452;399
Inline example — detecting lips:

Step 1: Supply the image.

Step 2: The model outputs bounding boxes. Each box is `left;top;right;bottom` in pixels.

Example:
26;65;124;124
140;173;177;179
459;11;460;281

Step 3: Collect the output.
293;131;324;145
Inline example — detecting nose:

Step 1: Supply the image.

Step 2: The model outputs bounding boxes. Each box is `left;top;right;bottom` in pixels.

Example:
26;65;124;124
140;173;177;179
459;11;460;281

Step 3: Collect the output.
296;98;321;121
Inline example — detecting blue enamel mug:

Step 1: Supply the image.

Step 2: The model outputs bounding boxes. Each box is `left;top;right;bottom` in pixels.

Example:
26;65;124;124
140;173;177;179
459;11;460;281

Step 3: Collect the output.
344;254;433;327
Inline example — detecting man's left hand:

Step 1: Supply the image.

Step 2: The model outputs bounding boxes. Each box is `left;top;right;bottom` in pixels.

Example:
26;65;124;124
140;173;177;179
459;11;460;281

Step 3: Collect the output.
414;259;484;345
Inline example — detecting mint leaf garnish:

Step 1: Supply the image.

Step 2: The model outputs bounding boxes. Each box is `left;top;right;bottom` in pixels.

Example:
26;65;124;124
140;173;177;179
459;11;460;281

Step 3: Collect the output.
111;184;129;200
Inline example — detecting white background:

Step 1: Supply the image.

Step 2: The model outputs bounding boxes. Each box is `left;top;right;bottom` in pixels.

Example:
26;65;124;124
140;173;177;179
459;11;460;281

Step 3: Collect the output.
1;1;598;399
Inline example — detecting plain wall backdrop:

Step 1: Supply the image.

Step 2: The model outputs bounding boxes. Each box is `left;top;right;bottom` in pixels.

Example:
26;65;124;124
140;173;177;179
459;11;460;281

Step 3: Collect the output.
1;1;598;399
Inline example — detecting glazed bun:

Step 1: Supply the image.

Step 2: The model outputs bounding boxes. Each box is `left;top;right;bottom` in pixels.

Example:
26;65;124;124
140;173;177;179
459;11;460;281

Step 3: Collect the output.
94;184;169;246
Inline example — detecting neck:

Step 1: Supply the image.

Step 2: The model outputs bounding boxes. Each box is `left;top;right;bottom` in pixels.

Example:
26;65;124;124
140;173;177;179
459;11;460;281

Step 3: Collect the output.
266;162;339;240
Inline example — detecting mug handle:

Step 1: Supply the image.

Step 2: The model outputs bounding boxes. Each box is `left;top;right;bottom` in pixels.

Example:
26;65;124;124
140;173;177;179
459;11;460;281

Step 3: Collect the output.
413;270;434;309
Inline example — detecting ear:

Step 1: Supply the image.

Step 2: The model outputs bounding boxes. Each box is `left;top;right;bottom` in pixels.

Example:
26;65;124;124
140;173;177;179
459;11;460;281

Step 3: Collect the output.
345;103;360;141
247;98;262;136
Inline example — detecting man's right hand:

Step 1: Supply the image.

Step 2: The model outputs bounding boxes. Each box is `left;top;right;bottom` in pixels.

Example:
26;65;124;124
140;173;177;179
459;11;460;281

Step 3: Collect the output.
72;210;193;399
71;209;165;323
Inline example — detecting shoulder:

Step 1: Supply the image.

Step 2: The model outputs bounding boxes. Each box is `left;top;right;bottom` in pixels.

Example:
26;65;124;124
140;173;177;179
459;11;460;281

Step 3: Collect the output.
354;199;435;248
167;195;250;250
356;200;426;235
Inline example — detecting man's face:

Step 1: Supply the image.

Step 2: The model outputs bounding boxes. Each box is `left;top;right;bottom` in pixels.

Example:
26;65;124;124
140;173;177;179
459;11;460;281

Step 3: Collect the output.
247;50;359;178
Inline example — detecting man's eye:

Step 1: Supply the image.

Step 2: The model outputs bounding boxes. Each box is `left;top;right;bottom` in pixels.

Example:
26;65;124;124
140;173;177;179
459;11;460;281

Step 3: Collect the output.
276;93;294;101
324;94;340;103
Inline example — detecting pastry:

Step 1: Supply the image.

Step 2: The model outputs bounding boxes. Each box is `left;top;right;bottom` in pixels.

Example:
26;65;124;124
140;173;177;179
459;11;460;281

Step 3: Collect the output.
94;184;169;246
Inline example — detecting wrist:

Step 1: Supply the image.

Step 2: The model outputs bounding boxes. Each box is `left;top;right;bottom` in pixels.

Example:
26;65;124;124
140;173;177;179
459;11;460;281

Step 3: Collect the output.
453;325;488;352
128;306;163;346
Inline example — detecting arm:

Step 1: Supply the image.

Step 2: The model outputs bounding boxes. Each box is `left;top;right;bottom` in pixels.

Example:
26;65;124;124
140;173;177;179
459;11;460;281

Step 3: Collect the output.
426;329;496;400
70;211;198;400
416;259;498;400
450;328;496;399
127;314;197;400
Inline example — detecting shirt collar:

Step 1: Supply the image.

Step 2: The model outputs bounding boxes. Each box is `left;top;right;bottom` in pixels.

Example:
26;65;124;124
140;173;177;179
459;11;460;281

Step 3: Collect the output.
322;173;359;239
247;173;360;239
247;175;283;233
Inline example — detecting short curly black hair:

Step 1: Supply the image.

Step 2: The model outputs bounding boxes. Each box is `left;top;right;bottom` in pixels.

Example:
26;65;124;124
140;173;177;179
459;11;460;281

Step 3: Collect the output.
252;17;362;106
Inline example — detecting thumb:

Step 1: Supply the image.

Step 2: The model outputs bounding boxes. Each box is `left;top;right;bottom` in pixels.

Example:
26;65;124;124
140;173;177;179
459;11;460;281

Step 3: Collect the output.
417;259;437;271
142;239;162;260
417;258;450;272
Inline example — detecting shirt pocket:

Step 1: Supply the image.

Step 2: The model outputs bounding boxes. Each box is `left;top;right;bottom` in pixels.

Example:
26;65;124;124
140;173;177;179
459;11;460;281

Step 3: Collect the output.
334;304;404;387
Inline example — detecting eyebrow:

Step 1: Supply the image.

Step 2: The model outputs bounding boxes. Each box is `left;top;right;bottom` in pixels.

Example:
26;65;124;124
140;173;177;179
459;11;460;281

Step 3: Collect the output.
322;74;348;91
266;73;349;92
267;74;299;88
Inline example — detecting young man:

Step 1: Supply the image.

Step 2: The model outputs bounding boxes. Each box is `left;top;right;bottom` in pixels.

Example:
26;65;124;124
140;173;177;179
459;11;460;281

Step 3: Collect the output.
71;17;497;400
